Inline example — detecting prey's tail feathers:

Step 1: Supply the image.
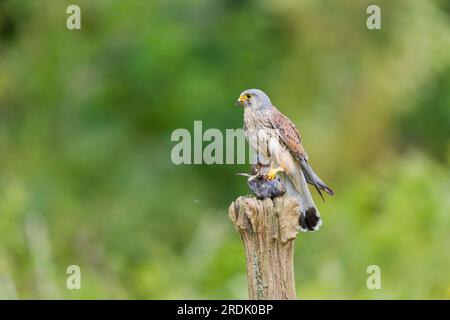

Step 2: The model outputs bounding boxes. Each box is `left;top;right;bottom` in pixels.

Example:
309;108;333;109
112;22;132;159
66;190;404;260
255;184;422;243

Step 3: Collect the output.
300;158;335;201
285;172;322;232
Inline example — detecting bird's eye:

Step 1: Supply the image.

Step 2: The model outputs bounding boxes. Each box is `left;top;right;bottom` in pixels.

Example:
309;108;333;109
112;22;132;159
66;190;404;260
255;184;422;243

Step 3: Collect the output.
246;94;251;99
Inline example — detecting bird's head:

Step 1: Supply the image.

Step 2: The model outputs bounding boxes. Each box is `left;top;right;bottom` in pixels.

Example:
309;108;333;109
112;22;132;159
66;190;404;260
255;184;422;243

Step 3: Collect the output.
236;89;272;109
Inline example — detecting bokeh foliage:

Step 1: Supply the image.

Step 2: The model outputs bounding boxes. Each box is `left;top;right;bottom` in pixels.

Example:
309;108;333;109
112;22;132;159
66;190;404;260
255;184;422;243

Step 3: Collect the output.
0;0;449;299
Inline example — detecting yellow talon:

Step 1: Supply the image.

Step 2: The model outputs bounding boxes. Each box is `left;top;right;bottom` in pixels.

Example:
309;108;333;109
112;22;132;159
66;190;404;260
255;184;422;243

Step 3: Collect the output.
266;167;284;180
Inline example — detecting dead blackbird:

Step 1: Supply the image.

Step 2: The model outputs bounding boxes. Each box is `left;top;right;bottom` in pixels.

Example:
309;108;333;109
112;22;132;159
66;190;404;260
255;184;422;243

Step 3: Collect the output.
238;163;286;200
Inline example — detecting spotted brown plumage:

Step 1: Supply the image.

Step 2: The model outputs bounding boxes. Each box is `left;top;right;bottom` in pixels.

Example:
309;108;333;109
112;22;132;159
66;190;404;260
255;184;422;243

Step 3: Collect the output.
236;88;334;231
270;107;307;159
269;106;334;200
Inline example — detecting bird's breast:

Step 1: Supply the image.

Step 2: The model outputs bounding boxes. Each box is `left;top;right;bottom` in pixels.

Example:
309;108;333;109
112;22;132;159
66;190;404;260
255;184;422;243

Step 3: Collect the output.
243;110;276;160
243;109;270;131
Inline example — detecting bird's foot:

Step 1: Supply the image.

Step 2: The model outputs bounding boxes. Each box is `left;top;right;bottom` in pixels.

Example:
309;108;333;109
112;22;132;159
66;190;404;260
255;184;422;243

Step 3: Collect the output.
266;167;284;180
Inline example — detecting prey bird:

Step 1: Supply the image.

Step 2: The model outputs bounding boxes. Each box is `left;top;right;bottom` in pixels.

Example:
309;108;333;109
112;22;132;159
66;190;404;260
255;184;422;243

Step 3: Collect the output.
236;89;334;231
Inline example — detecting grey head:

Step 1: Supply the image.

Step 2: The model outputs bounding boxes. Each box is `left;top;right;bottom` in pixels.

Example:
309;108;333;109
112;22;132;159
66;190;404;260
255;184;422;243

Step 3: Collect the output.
236;88;272;109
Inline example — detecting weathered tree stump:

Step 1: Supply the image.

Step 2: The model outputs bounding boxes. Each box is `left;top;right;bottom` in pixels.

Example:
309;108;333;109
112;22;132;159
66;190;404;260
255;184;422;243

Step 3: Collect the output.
228;196;299;300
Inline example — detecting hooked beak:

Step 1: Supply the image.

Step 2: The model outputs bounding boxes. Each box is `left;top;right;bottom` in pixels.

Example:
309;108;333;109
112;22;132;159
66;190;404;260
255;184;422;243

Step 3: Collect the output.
235;95;245;107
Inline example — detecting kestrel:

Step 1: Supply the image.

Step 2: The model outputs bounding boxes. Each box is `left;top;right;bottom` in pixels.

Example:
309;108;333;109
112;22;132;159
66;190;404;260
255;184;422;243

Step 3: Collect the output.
236;89;334;231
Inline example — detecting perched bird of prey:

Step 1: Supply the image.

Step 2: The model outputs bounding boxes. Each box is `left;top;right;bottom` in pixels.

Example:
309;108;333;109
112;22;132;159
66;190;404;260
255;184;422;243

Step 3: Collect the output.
236;89;334;231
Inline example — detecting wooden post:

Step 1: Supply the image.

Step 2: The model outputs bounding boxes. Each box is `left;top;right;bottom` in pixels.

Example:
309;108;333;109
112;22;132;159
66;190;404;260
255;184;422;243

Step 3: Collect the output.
228;196;299;300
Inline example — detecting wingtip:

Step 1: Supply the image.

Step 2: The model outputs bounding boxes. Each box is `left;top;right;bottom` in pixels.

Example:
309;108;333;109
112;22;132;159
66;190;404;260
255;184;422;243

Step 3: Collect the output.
324;187;335;196
316;183;334;199
318;182;335;196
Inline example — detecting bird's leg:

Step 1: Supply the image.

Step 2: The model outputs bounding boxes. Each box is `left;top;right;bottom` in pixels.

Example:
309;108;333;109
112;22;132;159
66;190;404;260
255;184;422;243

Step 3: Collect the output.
266;166;284;180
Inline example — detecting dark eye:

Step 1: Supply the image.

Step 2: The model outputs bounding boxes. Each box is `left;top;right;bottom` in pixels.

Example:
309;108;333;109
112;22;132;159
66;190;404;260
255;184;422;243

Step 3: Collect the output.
246;94;251;99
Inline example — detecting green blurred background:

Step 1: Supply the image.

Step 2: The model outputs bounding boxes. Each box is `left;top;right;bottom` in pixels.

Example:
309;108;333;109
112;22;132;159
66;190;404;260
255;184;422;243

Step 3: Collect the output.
0;0;449;299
